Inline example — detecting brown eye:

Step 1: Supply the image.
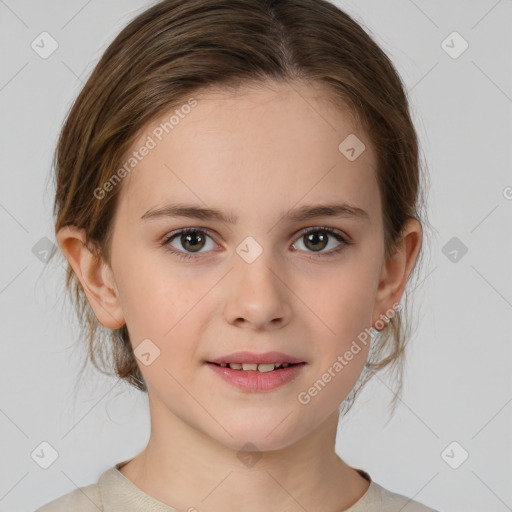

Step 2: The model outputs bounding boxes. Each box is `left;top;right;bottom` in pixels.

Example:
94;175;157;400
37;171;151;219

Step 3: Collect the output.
303;231;328;252
163;228;216;258
291;227;349;258
180;231;206;252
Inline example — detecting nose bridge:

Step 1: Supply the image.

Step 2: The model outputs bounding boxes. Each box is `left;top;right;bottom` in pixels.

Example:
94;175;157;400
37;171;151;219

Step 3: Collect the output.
234;234;281;296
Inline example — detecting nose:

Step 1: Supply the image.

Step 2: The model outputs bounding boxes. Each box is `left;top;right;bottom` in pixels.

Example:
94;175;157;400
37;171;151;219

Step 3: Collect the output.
223;244;292;331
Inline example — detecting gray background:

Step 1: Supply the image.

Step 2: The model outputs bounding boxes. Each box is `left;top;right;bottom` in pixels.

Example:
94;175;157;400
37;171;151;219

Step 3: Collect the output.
1;1;511;511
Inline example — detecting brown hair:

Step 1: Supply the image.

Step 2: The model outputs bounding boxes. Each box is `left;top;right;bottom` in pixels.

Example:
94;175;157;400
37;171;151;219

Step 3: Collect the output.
49;0;429;416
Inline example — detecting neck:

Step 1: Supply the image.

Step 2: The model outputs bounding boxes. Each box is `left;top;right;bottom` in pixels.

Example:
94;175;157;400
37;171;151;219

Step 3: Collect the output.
119;393;369;512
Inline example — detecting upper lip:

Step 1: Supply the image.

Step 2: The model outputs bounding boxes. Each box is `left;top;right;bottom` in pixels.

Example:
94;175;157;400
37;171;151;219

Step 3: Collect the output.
207;351;305;365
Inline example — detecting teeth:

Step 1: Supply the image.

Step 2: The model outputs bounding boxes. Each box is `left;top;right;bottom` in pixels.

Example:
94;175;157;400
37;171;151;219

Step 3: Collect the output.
222;362;294;372
256;363;276;373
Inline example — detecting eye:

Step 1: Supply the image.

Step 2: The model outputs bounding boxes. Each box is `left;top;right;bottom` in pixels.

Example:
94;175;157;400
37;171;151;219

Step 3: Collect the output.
161;226;352;261
162;228;217;260
291;227;350;258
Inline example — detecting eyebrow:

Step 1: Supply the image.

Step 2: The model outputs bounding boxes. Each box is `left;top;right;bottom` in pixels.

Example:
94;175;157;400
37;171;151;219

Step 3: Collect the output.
140;202;370;224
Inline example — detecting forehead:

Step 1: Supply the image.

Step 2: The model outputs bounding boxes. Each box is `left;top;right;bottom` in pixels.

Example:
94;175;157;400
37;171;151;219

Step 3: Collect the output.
116;79;379;224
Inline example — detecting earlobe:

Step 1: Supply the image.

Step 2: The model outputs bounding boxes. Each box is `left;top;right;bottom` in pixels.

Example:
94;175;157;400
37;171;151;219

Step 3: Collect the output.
56;226;125;329
372;218;422;330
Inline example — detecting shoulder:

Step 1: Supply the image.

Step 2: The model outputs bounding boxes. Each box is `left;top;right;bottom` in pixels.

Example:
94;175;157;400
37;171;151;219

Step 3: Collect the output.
34;482;103;512
372;481;439;512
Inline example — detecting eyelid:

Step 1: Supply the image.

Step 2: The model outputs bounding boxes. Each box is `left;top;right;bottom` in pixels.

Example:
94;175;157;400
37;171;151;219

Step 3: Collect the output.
161;226;217;244
160;226;218;250
162;225;350;242
297;225;350;242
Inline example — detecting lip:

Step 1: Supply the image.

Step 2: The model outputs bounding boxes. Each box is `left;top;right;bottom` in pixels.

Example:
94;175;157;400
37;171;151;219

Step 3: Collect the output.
207;351;305;365
206;362;306;392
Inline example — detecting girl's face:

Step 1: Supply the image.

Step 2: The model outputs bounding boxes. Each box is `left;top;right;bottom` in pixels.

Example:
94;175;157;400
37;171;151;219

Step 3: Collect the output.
82;80;412;451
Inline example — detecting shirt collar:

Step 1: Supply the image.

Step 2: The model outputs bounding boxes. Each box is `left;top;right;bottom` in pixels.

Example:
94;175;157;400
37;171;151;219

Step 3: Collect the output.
98;460;179;511
98;461;376;511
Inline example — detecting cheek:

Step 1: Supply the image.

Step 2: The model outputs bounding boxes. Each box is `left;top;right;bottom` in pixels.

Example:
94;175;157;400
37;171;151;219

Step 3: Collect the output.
114;248;200;329
116;261;212;367
313;263;379;336
306;260;378;392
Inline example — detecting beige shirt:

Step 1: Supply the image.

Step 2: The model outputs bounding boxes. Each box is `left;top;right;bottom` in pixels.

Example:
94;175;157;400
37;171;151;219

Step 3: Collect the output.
35;460;439;511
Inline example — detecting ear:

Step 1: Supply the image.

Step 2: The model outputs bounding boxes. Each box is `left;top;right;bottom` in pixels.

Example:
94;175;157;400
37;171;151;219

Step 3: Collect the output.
56;226;125;329
372;218;422;330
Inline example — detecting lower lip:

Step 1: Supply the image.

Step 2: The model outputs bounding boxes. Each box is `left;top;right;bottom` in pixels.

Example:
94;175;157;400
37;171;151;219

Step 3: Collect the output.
206;362;306;392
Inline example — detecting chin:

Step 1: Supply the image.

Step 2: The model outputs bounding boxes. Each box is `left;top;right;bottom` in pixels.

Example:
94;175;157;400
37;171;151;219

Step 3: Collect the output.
209;418;308;454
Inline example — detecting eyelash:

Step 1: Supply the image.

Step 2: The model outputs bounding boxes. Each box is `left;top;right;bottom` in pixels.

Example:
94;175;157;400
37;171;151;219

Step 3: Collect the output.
161;226;352;261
